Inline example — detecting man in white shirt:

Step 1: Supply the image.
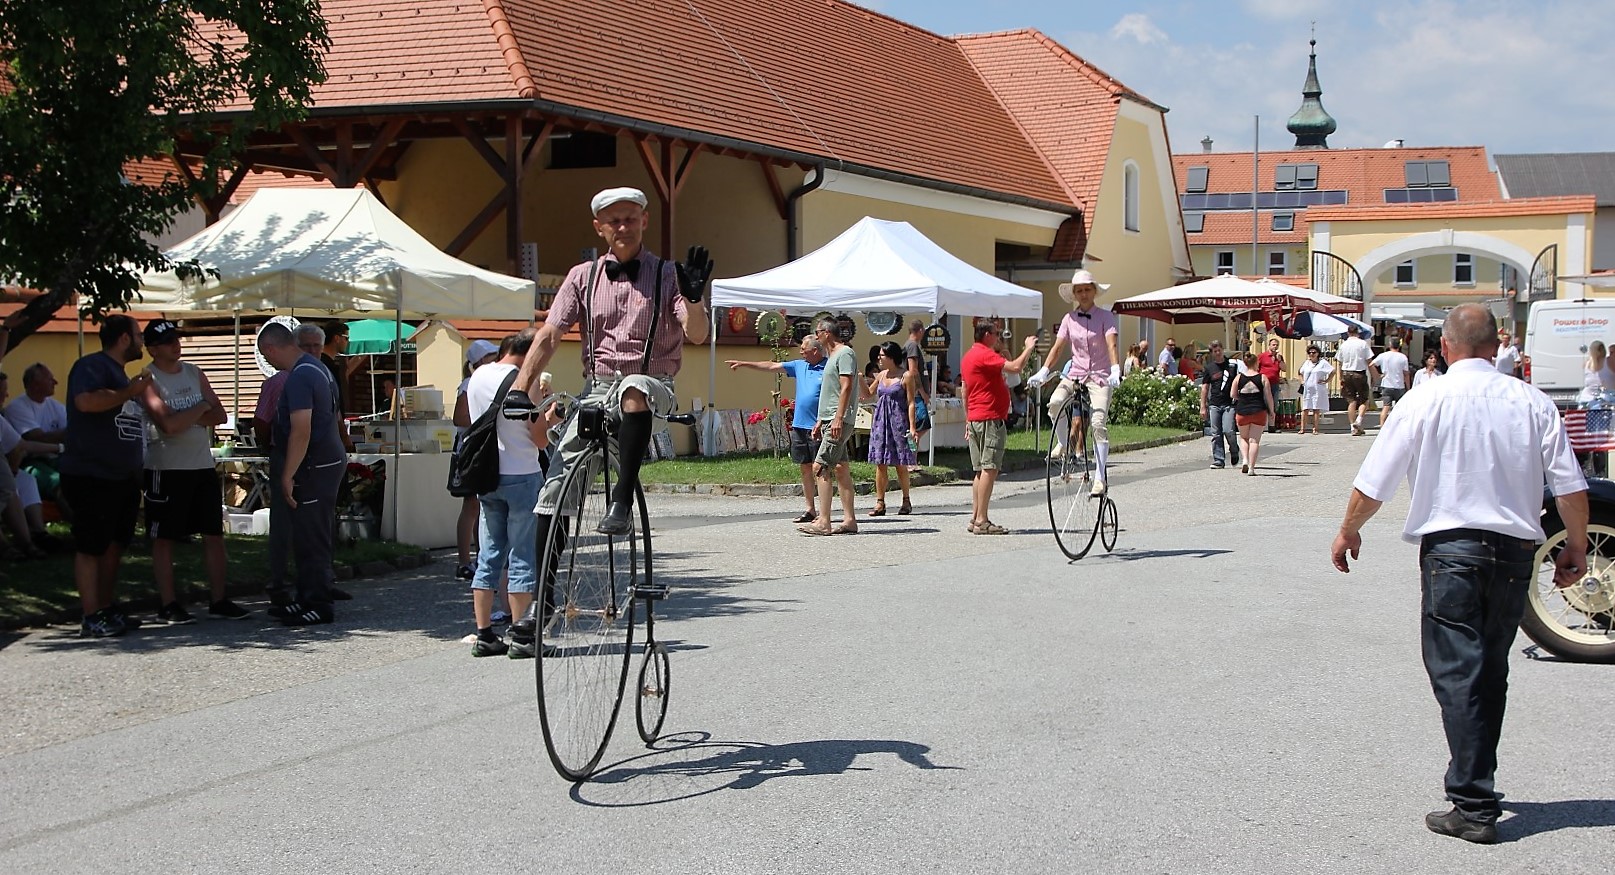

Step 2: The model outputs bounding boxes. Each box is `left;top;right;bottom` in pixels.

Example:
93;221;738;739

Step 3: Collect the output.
465;327;552;659
1369;336;1411;428
1494;330;1521;377
4;363;71;518
1157;337;1179;376
1331;303;1588;845
1334;328;1373;436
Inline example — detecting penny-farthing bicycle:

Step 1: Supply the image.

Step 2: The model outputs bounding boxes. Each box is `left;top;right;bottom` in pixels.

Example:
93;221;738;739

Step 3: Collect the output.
501;248;707;782
509;387;694;782
1045;381;1118;559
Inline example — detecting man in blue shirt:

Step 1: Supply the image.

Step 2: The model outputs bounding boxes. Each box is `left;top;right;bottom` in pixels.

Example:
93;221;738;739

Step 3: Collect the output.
258;322;347;626
60;315;154;637
726;335;826;523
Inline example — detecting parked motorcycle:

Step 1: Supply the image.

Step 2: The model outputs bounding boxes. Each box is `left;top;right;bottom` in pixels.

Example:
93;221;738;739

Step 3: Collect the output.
1529;478;1615;663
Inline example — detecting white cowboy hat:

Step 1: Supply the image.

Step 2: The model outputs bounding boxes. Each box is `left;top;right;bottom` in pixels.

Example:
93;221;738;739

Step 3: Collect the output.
1056;269;1110;304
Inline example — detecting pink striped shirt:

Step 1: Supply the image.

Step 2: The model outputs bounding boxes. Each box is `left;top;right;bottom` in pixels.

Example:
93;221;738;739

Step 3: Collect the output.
545;250;689;378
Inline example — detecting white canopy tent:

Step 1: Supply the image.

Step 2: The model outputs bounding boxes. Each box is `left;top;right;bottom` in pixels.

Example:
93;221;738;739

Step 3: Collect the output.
137;188;536;547
711;217;1043;319
709;217;1044;460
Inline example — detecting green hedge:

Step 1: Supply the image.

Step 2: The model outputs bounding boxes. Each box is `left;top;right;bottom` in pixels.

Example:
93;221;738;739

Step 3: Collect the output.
1108;370;1202;430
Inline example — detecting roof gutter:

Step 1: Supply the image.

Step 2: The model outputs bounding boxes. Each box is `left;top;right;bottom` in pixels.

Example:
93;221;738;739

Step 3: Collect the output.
785;165;826;260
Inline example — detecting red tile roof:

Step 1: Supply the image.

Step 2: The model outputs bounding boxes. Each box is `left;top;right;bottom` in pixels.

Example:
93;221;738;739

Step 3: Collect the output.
1175;146;1500;245
504;0;1069;206
957;29;1156;233
206;1;1160;213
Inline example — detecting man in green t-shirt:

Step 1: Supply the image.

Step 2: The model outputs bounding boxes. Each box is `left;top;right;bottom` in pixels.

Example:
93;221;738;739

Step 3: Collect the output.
800;319;859;535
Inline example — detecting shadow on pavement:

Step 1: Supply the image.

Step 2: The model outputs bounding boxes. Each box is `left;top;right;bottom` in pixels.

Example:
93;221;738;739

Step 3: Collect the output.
1098;547;1233;562
1500;798;1615;840
571;731;960;807
654;550;802;623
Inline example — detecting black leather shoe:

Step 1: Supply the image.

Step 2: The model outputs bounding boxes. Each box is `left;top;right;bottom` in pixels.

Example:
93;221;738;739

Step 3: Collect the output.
329;587;353;601
595;502;632;536
1424;808;1498;844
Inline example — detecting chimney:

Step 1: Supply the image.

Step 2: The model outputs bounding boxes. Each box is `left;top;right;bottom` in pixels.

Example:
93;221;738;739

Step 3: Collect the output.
1201;135;1213;153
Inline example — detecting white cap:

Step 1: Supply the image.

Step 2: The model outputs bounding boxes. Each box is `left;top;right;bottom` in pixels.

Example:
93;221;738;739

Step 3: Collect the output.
1057;268;1110;304
590;187;648;216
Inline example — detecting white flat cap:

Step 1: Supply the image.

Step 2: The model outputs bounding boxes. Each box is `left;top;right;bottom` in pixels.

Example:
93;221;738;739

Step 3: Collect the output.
590;187;648;215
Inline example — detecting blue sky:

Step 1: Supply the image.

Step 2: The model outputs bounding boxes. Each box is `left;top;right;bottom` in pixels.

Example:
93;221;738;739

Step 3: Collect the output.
855;0;1615;157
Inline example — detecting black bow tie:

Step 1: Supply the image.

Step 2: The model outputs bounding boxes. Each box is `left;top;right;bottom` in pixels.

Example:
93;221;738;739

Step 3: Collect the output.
1076;311;1092;319
604;258;640;282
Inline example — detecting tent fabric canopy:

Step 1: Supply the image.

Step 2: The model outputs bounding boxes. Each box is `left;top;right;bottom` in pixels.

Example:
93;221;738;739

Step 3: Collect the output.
139;189;535;320
1111;274;1363;324
710;217;1043;320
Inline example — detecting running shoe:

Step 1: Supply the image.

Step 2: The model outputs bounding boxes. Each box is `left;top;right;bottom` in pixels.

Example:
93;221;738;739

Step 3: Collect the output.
156;602;197;625
208;599;252;620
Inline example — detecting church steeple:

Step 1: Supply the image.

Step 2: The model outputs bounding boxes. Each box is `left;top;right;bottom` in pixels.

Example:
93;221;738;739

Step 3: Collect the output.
1286;35;1337;150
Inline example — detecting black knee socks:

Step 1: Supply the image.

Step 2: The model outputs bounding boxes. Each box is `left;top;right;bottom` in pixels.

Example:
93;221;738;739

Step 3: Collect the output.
612;410;653;506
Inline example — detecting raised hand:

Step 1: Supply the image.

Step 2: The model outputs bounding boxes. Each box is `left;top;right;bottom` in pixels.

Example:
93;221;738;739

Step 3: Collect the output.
675;245;714;303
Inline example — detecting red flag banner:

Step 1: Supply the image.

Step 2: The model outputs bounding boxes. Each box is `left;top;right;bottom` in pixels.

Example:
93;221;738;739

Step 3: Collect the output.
1262;304;1284;327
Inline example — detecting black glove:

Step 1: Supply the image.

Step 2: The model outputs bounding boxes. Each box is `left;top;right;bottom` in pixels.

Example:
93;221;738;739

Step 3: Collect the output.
675;245;713;303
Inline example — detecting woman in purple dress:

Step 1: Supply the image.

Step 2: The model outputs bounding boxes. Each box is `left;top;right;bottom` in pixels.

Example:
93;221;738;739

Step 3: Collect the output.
867;341;919;516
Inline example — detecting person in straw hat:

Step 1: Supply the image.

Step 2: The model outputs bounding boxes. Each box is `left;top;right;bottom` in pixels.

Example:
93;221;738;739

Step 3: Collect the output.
1028;269;1121;496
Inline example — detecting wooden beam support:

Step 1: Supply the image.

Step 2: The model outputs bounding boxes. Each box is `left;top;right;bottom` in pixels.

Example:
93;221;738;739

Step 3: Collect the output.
451;115;507;178
349;118;406;184
671;142;701;197
334;121;355;187
504;114;524;274
284;125;342;183
447;191;508;257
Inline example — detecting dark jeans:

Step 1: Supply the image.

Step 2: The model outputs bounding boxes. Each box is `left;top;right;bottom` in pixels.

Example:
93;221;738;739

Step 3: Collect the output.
288;461;344;612
1419;528;1536;823
267;475;292;604
1208;404;1239;466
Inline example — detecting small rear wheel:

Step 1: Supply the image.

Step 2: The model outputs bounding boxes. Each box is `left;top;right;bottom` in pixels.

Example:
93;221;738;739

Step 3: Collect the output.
1099;498;1119;552
635;640;671;744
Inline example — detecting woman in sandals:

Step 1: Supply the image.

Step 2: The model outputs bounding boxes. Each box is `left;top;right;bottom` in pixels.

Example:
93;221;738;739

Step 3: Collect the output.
865;342;918;516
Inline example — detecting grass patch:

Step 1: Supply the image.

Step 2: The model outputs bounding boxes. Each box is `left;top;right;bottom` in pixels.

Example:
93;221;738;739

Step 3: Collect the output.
641;423;1190;485
1;523;423;628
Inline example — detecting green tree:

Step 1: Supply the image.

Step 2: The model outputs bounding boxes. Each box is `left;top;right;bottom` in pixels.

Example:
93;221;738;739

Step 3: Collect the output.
0;1;328;344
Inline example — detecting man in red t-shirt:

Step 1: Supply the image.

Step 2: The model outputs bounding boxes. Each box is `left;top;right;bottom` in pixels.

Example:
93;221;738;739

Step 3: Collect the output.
960;321;1037;534
1258;336;1286;433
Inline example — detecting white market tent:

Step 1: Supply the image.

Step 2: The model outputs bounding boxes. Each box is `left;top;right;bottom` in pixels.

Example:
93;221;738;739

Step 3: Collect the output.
137;189;536;545
709;217;1042;460
711;217;1043;320
139;188;535;319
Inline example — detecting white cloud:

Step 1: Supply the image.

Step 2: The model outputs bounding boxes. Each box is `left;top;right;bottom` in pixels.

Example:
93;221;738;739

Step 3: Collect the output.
1062;0;1615;155
1109;13;1167;45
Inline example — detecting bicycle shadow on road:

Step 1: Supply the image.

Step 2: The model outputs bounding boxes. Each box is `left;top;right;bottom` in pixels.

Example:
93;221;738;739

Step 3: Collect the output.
1499;798;1615;841
571;731;960;807
1088;547;1233;563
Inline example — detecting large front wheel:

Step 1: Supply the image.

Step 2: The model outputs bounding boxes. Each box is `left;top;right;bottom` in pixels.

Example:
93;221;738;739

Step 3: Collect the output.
535;451;643;781
1524;512;1615;663
1046;399;1100;560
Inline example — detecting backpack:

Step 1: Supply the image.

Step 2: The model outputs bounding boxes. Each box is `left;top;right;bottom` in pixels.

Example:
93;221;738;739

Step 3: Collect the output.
447;367;520;498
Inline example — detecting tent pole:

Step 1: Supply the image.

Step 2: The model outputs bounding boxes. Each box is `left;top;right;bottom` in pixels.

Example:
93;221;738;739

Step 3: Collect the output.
927;319;938;468
390;292;402;544
233;309;241;438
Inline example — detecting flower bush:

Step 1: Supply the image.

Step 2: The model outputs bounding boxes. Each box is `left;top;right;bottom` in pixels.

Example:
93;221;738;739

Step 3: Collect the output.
1108;370;1202;430
340;461;386;516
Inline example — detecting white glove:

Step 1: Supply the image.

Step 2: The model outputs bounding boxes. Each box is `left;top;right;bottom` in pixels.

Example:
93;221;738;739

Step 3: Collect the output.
1107;365;1121;388
1027;366;1051;389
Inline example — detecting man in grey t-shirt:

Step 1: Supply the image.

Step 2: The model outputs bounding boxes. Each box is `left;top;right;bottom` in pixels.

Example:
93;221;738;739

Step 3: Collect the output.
800;319;859;536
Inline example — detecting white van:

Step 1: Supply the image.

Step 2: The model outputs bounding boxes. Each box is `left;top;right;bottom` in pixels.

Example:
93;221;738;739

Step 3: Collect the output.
1525;298;1615;407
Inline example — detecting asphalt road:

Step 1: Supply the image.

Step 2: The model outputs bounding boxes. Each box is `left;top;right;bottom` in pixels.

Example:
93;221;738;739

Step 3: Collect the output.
2;429;1612;873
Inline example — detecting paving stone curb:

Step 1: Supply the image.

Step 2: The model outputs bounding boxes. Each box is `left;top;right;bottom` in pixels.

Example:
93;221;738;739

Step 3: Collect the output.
642;431;1199;497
